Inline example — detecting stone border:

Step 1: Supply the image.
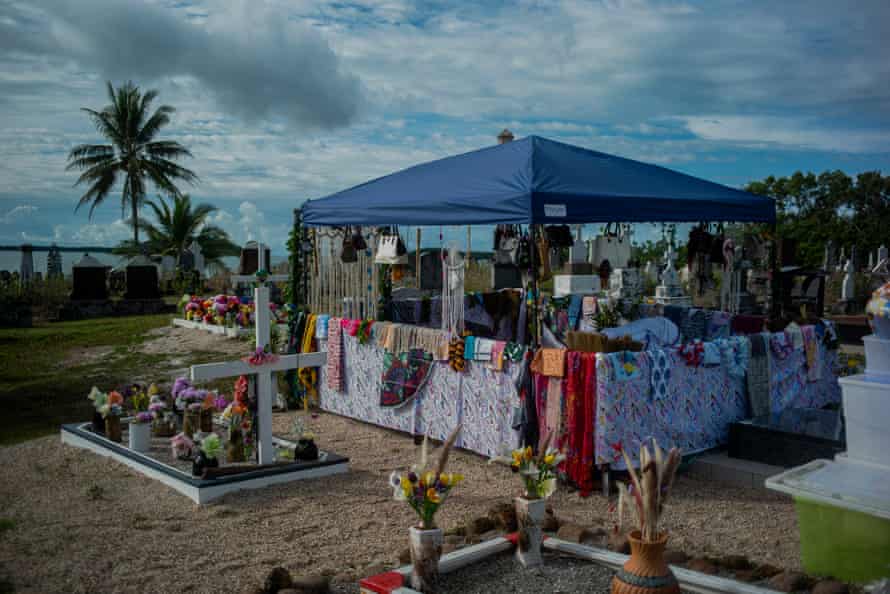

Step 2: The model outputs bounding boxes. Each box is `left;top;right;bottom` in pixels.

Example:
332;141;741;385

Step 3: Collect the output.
60;422;349;504
359;536;782;594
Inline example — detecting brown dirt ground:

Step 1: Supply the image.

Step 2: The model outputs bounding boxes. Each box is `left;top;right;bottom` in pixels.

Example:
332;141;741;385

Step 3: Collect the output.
0;410;800;594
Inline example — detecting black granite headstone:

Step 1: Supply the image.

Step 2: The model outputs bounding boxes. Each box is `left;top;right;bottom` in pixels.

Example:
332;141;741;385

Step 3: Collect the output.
124;256;160;300
71;254;109;300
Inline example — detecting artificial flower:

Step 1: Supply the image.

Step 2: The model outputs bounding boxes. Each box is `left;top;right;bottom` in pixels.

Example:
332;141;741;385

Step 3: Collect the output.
108;391;123;406
426;488;441;504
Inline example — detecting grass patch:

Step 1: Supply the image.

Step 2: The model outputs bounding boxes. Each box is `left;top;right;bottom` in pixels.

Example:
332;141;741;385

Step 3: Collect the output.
0;314;172;445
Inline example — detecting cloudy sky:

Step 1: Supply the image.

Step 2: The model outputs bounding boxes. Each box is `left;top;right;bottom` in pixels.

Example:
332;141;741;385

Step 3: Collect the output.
1;0;888;254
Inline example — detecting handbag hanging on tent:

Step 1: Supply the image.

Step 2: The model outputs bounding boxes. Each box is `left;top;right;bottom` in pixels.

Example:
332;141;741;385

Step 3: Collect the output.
352;226;368;251
340;226;358;263
495;225;520;265
375;227;409;265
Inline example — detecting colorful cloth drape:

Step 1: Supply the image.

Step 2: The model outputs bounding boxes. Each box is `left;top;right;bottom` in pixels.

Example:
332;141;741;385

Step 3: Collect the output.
326;317;344;392
563;351;597;496
380;349;434;408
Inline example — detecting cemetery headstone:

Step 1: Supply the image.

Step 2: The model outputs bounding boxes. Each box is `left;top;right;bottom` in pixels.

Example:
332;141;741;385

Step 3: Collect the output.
19;244;33;284
46;244;63;279
124;255;161;300
70;254;109;301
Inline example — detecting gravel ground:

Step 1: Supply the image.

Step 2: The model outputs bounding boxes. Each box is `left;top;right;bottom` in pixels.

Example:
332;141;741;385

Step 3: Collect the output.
0;409;801;594
436;552;695;594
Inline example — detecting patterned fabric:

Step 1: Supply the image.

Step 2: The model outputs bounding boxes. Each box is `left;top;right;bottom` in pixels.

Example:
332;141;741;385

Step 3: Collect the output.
326;317;344;392
563;351;597;495
703;342;721;366
595;350;748;469
648;348;672;400
504;342;525;362
747;334;771;418
608;351;643;381
319;333;522;458
769;341;839;414
801;325;821;382
380;349;434;408
567;295;583;330
715;336;749;378
707;311;732;340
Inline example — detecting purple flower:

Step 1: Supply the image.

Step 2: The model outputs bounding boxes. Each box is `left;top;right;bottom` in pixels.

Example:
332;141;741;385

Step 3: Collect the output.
135;412;153;424
172;377;191;399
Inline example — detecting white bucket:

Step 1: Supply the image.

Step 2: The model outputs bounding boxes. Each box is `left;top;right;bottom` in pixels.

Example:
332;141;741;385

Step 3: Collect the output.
863;334;890;376
839;373;890;469
128;421;152;453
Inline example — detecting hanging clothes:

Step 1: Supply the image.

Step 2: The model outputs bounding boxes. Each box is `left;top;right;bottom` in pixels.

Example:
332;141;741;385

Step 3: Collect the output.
326;317;344;392
530;347;567;377
516;354;539;448
649;347;672;400
801;325;822;382
298;314;318;407
563;351;597;496
707;311;732;340
747;334;771;418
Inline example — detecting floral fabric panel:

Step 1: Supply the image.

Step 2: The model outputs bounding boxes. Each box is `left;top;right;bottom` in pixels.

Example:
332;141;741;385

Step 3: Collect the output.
595;349;748;469
318;333;521;458
769;344;839;414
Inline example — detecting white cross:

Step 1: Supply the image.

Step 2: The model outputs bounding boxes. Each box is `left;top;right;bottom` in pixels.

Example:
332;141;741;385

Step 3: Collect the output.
189;283;325;464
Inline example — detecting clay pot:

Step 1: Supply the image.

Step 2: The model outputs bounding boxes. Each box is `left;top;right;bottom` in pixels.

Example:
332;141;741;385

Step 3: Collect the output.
227;428;246;463
515;496;546;568
409;526;442;593
199;409;214;433
104;415;122;442
611;531;680;594
182;409;200;438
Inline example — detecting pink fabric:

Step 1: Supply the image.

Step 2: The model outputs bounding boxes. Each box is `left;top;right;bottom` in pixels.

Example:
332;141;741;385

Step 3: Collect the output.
326;318;344;391
563;351;597;495
544;376;564;451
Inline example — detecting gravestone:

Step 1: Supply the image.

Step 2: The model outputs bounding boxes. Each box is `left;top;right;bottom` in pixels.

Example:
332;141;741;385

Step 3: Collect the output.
46;244;63;279
19;244;33;284
124;255;160;300
71;254;109;300
239;241;271;275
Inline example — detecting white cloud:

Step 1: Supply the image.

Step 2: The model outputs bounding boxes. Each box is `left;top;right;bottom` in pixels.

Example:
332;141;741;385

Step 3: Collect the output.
681;116;890;154
72;218;131;244
0;205;38;223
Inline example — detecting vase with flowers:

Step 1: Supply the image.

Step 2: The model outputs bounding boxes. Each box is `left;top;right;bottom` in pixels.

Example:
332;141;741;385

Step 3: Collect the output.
89;388;124;442
389;426;463;593
221;401;251;463
87;386;107;434
491;433;563;568
149;394;176;437
128;412;153;452
199;394;217;432
183;402;202;438
192;434;221;477
611;440;682;594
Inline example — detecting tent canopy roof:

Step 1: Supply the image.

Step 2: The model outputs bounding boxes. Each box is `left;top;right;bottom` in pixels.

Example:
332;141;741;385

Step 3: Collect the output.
301;135;775;226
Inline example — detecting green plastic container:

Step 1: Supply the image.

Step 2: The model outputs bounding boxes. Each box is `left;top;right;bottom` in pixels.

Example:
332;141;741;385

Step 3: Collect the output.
794;495;890;582
766;458;890;583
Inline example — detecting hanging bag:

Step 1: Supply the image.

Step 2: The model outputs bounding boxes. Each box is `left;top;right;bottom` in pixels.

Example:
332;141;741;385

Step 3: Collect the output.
495;225;520;265
340;227;358;263
352;226;367;251
375;230;408;265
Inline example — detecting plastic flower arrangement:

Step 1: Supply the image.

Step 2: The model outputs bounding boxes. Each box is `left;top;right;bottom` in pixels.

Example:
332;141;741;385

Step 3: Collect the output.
95;390;124;418
132;412;154;425
491;433;564;499
172;377;209;412
614;439;681;543
389;426;463;530
182;294;257;326
171;432;194;460
87;386;108;412
201;434;221;460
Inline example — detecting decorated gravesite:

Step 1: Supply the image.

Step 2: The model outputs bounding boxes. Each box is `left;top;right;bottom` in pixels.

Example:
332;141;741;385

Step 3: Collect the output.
2;4;890;594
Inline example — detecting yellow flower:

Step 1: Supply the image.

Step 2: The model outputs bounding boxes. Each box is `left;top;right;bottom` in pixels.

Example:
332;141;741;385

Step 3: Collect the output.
422;471;435;488
439;473;452;487
623;362;636;374
524;446;533;461
544;453;555;465
848;358;859;368
426;488;441;504
511;451;523;465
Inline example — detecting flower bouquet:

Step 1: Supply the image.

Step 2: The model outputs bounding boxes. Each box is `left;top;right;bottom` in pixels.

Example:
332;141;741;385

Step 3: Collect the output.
149;394;176;437
183;402;202;438
171;432;194;460
220;401;251;463
611;440;682;594
192;433;221;477
491;434;563;568
89;387;124;442
389;426;463;593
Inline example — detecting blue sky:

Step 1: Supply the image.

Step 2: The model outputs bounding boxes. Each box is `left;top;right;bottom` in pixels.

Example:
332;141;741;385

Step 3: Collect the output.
0;0;888;256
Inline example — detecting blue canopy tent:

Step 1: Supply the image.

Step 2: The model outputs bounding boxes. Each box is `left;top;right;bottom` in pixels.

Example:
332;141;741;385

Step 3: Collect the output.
301;135;775;226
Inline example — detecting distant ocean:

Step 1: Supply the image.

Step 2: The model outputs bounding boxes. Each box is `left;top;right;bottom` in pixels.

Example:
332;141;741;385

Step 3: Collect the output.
0;250;286;277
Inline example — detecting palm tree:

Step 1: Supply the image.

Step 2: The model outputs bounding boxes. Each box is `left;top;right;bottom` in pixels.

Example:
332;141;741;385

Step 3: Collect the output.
67;81;198;248
113;194;240;271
